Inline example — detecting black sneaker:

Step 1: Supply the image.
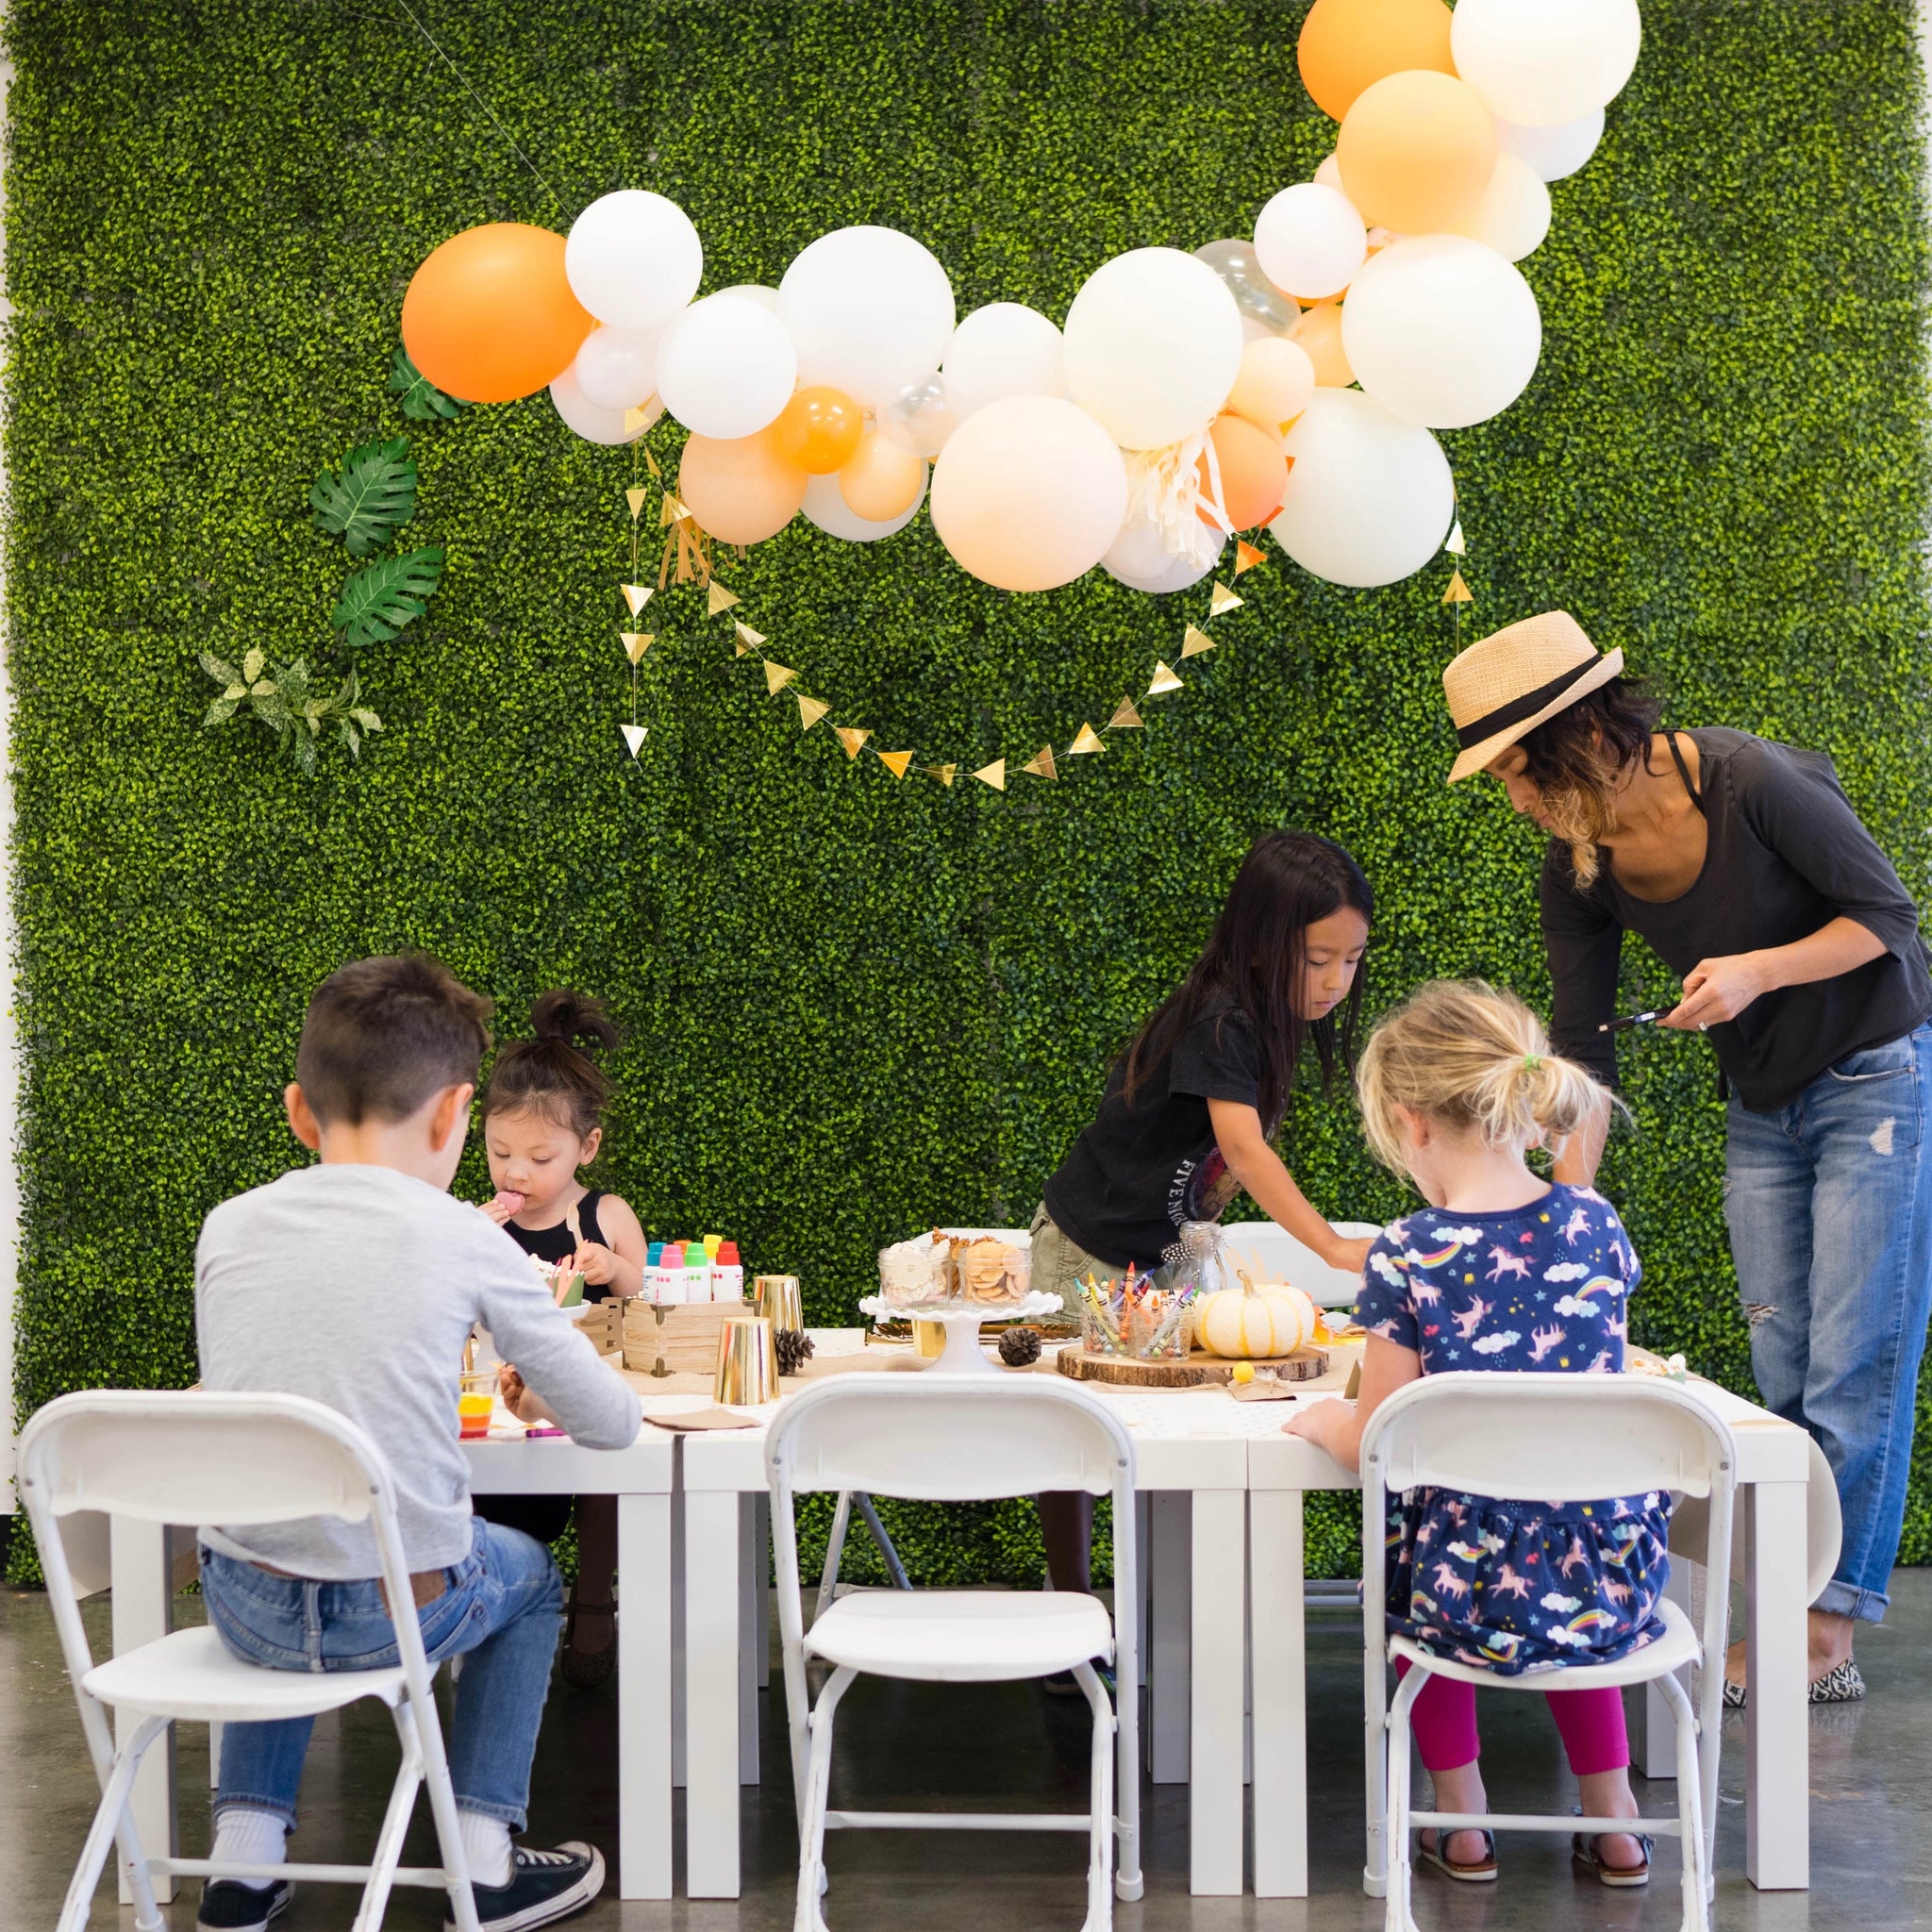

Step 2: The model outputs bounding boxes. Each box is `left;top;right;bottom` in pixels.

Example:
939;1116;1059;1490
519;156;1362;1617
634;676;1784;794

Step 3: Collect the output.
447;1841;605;1932
197;1877;292;1929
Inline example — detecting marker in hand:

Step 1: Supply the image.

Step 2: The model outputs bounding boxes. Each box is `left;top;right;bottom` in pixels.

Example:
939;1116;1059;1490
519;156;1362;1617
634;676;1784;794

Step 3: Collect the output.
1598;1010;1661;1033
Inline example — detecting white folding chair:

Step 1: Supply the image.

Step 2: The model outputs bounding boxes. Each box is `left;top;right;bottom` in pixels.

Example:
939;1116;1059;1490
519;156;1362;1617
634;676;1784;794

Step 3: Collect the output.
769;1374;1140;1932
1359;1374;1733;1932
1222;1218;1380;1307
18;1389;482;1932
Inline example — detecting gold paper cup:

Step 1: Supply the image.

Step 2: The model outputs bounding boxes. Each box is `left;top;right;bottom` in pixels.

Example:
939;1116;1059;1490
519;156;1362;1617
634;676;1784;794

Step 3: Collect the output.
912;1317;946;1359
714;1314;780;1405
754;1273;803;1330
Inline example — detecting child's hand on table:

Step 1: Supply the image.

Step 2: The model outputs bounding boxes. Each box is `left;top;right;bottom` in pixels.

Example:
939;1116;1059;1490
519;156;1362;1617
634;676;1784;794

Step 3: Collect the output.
1284;1396;1354;1455
480;1190;526;1227
497;1366;558;1427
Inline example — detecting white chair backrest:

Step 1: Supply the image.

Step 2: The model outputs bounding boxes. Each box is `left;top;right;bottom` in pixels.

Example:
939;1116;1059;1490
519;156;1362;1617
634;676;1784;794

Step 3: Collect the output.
1361;1372;1729;1505
768;1374;1128;1502
1221;1219;1378;1307
936;1225;1033;1245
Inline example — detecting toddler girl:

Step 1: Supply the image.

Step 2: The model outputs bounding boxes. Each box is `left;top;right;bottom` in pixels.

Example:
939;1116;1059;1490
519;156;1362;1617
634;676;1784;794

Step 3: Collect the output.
1288;980;1669;1888
476;989;647;1688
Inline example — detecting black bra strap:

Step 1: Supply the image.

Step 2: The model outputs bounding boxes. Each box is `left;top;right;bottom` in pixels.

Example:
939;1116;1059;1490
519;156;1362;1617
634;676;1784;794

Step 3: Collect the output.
1665;730;1704;811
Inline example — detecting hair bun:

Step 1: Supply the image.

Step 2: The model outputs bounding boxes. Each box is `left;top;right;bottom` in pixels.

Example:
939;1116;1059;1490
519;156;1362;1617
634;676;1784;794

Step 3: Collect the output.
529;988;622;1056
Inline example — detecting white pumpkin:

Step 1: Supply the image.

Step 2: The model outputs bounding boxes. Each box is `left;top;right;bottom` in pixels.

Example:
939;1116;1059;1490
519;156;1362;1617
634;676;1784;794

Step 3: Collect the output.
1194;1279;1316;1358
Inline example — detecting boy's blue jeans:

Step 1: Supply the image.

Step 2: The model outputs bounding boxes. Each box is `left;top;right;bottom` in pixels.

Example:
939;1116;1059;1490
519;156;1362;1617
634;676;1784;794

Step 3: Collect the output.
200;1517;562;1829
1724;1023;1932;1624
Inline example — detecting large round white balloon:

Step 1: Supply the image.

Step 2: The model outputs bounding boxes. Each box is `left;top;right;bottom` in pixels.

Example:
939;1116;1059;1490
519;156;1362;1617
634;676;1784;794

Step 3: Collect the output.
564;191;704;330
779;226;956;412
573;325;661;412
1341;236;1541;429
802;470;927;541
1062;248;1243;451
1253;183;1367;303
655;293;797;440
1451;0;1641;128
1269;390;1454;589
548;367;652;445
942;303;1065;421
716;282;781;311
1447;153;1552;262
1495;108;1605;181
1102;508;1222;592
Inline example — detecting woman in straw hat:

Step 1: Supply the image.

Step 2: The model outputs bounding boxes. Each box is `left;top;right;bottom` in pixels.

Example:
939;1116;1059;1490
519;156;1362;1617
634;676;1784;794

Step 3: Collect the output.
1441;609;1932;1706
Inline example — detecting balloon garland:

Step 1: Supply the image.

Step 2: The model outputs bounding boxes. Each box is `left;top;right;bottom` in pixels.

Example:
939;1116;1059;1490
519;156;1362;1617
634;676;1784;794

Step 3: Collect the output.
386;0;1641;781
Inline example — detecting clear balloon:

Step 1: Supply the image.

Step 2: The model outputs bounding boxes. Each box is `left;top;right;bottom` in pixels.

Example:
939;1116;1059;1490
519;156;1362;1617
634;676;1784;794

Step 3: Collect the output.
572;325;662;412
942;303;1066;421
1192;240;1300;337
778;226;957;412
656;293;797;441
804;470;926;541
548;366;650;445
1494;108;1605;182
564;191;704;331
876;371;959;459
1253;183;1368;304
1451;0;1641;128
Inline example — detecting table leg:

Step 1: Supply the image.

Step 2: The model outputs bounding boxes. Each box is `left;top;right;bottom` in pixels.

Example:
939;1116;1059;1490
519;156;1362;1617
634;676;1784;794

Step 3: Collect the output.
755;1491;772;1691
739;1492;761;1784
1190;1490;1245;1897
1745;1478;1808;1890
615;1492;673;1901
1248;1491;1307;1898
686;1489;742;1898
111;1517;175;1906
1636;1554;1695;1779
1148;1492;1191;1785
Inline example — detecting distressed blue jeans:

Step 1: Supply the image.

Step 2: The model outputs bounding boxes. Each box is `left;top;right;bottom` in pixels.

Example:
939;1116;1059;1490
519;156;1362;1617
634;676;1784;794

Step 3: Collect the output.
200;1517;562;1828
1724;1023;1932;1623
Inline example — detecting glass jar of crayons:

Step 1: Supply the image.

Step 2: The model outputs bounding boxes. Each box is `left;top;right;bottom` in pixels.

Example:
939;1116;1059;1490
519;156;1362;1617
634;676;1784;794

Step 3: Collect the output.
1076;1266;1196;1360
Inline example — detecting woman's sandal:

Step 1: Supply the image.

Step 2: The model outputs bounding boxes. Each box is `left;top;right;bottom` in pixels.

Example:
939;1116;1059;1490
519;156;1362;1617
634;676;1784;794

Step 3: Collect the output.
1572;1831;1654;1887
1418;1828;1497;1883
559;1596;617;1690
1724;1657;1865;1709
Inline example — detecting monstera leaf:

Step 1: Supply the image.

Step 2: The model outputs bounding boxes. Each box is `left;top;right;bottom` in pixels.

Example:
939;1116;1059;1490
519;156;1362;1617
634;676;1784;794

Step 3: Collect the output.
389;346;469;422
331;546;443;648
310;437;417;556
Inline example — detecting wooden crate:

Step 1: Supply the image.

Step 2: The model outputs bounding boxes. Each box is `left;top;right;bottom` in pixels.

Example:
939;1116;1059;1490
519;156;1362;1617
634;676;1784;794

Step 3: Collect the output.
571;1299;625;1357
622;1298;753;1377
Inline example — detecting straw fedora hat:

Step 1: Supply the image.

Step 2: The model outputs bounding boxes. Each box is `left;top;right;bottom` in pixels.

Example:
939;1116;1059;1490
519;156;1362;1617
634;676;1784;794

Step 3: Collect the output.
1443;610;1624;784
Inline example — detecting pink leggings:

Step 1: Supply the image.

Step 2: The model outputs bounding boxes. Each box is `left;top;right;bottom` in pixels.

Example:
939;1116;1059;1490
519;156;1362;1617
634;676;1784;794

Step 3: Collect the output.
1395;1659;1628;1776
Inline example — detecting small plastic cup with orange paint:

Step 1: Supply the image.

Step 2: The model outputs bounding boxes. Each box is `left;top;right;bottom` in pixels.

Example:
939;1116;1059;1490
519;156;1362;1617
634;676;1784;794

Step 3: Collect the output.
458;1366;500;1441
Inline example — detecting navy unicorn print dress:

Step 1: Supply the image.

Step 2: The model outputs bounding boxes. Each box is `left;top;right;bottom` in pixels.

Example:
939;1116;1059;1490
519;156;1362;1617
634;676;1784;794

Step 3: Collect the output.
1356;1183;1672;1675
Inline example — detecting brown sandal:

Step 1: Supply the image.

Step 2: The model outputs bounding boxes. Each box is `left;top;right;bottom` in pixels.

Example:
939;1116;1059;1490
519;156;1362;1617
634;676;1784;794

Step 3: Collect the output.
1572;1831;1653;1887
1418;1828;1497;1882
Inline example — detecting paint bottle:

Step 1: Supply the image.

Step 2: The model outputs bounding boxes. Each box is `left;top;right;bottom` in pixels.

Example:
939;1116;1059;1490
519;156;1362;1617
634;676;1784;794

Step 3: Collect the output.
641;1241;666;1306
703;1233;724;1262
713;1239;744;1305
684;1244;711;1304
658;1241;687;1306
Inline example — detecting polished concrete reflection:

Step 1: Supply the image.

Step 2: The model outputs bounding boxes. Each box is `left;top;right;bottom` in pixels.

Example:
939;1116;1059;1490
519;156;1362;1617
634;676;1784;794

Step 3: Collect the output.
8;1571;1926;1928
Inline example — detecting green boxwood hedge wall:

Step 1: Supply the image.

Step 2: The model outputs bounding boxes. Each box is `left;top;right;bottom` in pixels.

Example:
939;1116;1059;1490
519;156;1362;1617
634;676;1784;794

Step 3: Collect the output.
6;1;1929;1586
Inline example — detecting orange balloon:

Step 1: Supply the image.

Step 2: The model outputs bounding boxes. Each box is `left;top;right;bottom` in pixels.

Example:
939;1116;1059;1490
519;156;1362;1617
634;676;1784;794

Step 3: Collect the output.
678;427;809;546
773;386;865;475
1197;414;1290;531
1337;72;1497;235
839;428;924;522
401;225;592;405
1296;0;1455;122
1292;302;1355;388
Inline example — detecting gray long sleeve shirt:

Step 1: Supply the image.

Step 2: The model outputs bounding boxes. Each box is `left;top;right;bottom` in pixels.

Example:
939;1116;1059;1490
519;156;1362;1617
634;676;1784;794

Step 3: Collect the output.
195;1161;641;1578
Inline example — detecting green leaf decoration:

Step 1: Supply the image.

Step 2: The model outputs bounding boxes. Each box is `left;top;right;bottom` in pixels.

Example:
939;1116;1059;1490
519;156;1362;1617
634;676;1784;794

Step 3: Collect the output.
309;437;417;556
389;346;469;423
331;546;443;648
242;646;265;684
199;650;239;687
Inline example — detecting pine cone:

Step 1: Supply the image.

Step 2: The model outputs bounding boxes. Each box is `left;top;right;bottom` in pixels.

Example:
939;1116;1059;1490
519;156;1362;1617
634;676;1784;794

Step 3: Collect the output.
774;1327;815;1376
998;1325;1042;1368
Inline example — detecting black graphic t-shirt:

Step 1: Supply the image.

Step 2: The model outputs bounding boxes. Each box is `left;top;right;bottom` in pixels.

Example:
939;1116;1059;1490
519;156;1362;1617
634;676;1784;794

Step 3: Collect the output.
1041;1002;1265;1271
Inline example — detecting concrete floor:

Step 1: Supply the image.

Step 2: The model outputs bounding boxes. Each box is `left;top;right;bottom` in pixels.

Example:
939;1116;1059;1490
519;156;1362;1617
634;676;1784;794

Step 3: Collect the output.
8;1574;1930;1931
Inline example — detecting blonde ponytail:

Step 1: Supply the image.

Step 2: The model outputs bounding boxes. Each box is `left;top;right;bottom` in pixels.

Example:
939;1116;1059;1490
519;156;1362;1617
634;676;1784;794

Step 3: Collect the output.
1356;979;1615;1173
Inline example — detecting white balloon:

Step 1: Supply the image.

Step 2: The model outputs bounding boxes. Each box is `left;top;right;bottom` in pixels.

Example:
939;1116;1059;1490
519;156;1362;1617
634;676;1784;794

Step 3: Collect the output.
1313;154;1345;193
1495;108;1606;181
548;367;652;445
717;282;782;311
779;226;956;412
565;190;704;330
1451;0;1641;128
1102;508;1222;592
572;325;662;412
802;470;926;541
655;294;797;440
1253;183;1367;304
1062;248;1243;451
1447;153;1553;262
1341;236;1541;429
942;303;1065;421
1269;389;1454;589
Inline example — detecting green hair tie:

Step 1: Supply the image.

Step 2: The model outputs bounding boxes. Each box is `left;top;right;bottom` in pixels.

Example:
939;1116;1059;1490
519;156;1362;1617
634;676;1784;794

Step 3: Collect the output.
1524;1053;1545;1072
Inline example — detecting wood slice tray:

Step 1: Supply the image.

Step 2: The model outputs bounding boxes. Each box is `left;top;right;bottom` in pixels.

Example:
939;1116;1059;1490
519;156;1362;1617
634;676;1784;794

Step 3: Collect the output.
1057;1344;1330;1389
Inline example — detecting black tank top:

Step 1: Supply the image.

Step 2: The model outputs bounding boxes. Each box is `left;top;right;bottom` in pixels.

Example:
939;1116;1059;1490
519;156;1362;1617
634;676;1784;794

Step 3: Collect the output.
504;1191;616;1302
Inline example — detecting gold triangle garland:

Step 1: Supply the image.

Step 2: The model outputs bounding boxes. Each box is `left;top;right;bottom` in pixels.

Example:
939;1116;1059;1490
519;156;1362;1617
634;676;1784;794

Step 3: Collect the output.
973;758;1007;791
1069;724;1105;756
1181;625;1217;658
876;750;914;779
1108;695;1144;730
834;725;871;759
1148;660;1183;695
1023;745;1058;780
1209;582;1243;617
708;583;741;615
621;632;653;664
1234;539;1267;575
764;661;797;695
796;693;831;731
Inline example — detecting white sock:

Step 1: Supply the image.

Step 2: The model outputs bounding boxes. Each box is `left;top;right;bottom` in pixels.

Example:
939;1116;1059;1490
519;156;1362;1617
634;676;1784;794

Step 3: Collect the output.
458;1810;514;1888
211;1807;288;1889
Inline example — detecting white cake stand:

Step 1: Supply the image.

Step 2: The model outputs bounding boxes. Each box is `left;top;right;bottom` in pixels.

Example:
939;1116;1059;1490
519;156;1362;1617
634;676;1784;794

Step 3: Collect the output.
858;1290;1065;1374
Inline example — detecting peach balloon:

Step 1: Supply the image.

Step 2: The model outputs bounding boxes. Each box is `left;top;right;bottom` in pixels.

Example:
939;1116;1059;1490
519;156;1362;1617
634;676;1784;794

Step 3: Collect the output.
1297;0;1455;121
1227;336;1318;430
839;428;926;522
1337;71;1498;235
401;224;592;405
773;386;866;474
1291;302;1355;388
678;427;809;546
929;395;1127;592
1197;414;1290;531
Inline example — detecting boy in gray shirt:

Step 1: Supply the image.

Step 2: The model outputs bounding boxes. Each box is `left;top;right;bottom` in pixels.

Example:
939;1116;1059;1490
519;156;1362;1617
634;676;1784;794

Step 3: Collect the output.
194;955;638;1932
